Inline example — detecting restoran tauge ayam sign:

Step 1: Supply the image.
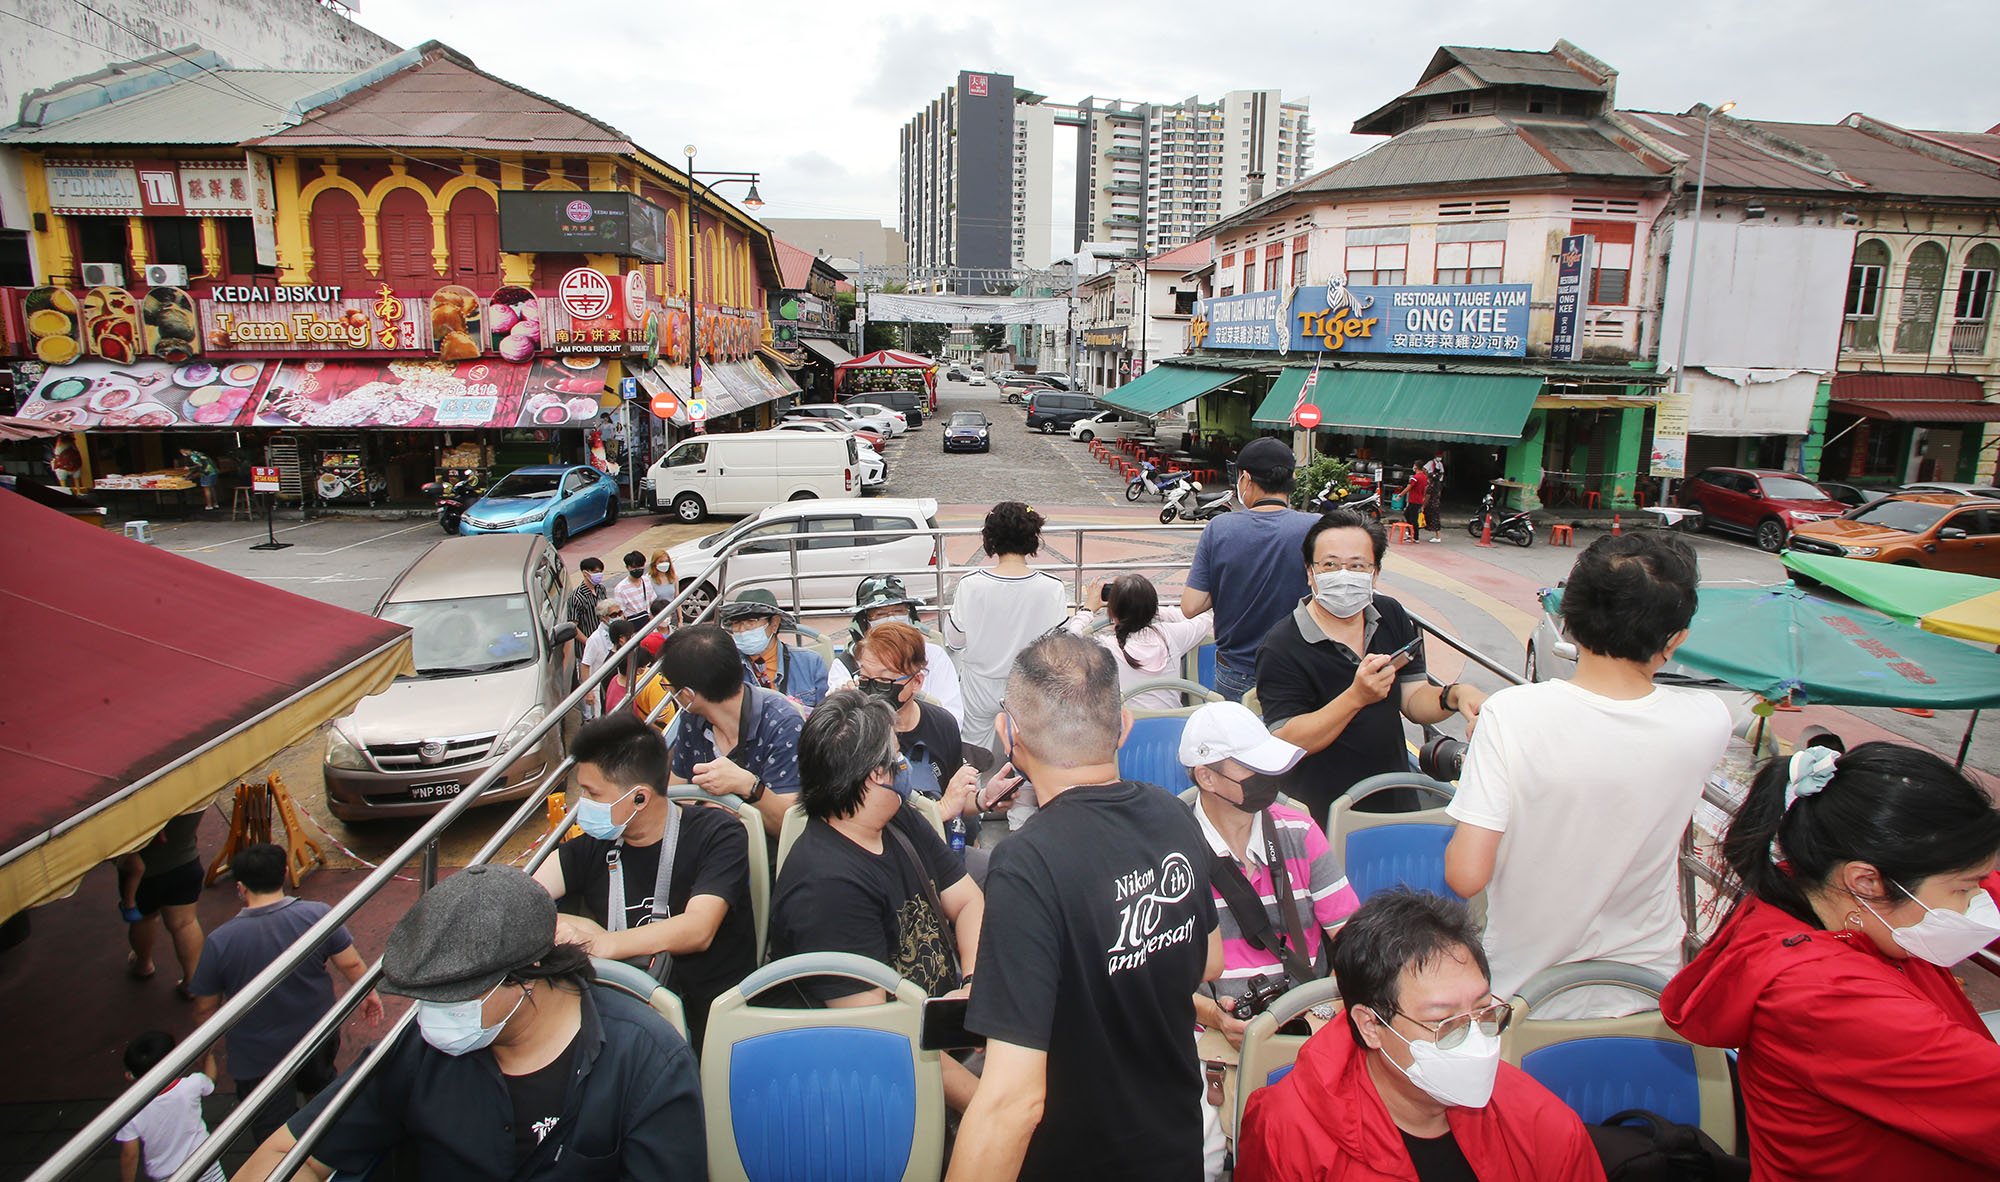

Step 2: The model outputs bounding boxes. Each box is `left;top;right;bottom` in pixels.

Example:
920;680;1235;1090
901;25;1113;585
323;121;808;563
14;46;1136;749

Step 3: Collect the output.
1192;283;1534;357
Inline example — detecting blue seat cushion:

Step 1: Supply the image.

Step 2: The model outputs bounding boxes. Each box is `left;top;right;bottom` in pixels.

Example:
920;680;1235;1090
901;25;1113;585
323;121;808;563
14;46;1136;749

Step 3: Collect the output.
730;1027;917;1180
1521;1037;1701;1127
1343;823;1459;901
1118;716;1191;791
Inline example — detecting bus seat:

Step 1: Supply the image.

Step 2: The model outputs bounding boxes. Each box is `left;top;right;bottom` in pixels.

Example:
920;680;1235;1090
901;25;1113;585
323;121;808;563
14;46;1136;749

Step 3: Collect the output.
775;797;945;879
669;788;771;966
590;956;688;1040
1327;775;1463;904
1234;977;1342;1137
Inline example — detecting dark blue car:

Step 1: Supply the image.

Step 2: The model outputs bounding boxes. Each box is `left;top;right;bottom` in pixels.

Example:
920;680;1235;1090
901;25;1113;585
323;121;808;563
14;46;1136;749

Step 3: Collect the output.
459;464;618;548
943;411;991;453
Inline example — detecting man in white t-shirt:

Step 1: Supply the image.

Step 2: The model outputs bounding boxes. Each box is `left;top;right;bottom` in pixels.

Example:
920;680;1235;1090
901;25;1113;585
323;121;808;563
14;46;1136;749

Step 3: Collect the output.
1444;532;1729;1018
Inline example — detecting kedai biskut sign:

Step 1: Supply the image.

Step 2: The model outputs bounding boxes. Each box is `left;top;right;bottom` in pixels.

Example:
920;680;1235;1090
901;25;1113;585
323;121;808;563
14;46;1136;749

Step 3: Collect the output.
1192;281;1534;358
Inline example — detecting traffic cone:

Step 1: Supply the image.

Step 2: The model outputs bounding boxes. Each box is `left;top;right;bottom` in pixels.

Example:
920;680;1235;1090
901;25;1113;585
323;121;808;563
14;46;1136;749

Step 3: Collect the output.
1894;707;1936;718
1611;513;1622;536
1477;513;1493;548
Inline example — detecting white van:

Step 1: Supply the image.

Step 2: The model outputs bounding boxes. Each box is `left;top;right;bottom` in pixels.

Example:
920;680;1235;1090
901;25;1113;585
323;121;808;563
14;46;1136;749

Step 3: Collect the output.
646;431;858;523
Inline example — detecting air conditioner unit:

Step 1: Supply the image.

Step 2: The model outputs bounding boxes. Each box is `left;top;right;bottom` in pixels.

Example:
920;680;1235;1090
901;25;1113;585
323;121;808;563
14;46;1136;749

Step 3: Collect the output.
80;262;124;287
144;263;189;287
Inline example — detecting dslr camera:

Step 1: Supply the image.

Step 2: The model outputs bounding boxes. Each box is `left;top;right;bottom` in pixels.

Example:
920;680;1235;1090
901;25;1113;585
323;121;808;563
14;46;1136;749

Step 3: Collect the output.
1230;973;1288;1021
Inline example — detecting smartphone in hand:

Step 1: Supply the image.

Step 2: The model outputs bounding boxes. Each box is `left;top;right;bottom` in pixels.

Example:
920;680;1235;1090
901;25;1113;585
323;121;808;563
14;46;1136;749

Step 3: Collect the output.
1385;635;1422;669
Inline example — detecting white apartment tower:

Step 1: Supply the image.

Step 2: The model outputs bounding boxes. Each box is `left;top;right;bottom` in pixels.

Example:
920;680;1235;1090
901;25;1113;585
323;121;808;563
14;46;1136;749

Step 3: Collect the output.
1013;100;1055;269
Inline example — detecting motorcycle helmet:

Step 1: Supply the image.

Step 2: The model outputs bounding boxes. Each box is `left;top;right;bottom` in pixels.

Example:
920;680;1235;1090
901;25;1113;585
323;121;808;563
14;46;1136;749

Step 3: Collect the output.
850;575;922;638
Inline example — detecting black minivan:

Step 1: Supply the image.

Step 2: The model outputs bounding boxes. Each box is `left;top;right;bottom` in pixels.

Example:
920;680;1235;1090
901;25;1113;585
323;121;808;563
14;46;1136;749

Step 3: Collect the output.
1024;391;1098;433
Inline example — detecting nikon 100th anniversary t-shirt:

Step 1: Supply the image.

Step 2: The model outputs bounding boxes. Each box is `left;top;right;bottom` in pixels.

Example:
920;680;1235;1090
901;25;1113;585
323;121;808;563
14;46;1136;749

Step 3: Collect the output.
968;780;1217;1180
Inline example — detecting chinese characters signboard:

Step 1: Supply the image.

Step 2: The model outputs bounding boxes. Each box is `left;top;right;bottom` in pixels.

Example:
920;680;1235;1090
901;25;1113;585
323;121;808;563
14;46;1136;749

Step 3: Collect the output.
1191;284;1534;358
1551;234;1593;362
45;158;261;217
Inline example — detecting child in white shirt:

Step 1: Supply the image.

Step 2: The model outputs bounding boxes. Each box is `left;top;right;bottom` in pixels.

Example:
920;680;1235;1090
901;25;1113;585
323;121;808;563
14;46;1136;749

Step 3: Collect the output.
116;1031;226;1182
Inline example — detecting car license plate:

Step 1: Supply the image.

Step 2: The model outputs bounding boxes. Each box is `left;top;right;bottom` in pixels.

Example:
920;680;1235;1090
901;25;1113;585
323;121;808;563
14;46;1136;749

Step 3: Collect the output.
408;782;462;801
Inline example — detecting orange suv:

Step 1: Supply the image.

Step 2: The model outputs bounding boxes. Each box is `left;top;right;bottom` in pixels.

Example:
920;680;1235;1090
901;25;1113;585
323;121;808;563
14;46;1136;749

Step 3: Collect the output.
1787;493;2000;576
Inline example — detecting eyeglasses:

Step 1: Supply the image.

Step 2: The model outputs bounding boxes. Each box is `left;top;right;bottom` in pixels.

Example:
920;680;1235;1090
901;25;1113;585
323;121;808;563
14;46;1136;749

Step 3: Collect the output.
1385;997;1512;1049
1310;559;1377;575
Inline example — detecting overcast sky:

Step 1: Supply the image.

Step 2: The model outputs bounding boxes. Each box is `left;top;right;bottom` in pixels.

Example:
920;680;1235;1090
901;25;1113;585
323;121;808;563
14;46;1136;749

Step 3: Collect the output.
354;0;1999;258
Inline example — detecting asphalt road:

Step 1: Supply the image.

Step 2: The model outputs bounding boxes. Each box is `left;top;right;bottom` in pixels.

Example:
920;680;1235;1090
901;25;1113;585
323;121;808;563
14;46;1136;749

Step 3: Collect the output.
883;376;1133;506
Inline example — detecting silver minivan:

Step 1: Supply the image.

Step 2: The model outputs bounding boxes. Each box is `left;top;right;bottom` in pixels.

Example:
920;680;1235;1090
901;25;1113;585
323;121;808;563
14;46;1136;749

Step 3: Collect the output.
323;534;578;821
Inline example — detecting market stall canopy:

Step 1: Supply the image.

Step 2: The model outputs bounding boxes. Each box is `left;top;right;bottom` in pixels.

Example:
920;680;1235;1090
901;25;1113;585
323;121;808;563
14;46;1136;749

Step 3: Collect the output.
1781;552;2000;644
835;349;936;391
251;357;616;429
1101;363;1242;416
800;338;855;367
1546;581;2000;709
1252;367;1542;445
0;497;414;921
0;415;69;441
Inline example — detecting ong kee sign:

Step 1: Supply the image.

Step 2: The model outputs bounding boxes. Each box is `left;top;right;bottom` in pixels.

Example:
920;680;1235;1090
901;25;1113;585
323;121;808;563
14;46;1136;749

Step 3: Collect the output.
1193;283;1534;358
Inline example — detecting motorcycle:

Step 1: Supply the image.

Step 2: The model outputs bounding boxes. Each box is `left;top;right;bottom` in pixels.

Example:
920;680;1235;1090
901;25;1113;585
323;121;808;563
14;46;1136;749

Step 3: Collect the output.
1310;483;1382;521
421;469;485;535
1160;480;1236;524
1464;480;1536;547
1125;460;1192;503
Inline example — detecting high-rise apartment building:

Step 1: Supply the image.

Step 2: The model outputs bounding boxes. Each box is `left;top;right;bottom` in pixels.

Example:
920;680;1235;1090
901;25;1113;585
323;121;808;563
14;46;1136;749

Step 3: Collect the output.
898;71;1054;289
1068;90;1312;254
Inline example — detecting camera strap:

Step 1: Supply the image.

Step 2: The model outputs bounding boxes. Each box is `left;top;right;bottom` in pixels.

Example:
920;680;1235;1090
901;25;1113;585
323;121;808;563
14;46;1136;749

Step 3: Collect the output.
603;803;682;985
1206;813;1321;985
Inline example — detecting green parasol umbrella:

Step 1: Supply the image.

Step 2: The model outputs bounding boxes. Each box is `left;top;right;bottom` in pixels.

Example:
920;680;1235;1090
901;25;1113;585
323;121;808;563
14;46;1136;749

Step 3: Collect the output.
1781;551;2000;644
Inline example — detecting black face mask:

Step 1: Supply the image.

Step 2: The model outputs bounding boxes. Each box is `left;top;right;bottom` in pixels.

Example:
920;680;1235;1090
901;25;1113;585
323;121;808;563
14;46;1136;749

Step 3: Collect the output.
857;677;906;707
1228;772;1287;815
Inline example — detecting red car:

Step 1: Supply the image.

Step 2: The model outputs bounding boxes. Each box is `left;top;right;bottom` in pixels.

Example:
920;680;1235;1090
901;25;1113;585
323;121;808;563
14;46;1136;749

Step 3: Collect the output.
1678;466;1850;552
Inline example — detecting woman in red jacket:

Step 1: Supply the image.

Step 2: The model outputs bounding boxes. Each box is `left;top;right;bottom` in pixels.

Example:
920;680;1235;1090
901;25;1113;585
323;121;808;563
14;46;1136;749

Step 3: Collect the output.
1661;742;2000;1181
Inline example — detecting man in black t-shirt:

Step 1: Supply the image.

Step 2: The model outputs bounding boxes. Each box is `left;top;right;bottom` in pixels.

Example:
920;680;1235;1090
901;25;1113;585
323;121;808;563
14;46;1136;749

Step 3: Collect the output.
769;689;985;1111
1254;510;1486;820
950;632;1221;1182
533;714;755;1051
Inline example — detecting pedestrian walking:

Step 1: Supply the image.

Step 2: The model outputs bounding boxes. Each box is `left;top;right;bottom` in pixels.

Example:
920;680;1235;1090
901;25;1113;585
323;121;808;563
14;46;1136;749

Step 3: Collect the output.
120;810;207;999
567;556;607;635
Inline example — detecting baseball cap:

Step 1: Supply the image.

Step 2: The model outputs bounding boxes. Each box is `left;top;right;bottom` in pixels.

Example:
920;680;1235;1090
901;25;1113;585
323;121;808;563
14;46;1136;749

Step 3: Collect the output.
1178;701;1305;774
1235;437;1296;484
639;631;667;657
381;865;557;1002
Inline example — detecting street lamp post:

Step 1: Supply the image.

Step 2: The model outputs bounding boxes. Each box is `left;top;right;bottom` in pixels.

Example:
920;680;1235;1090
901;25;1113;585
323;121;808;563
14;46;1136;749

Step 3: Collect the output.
1666;100;1734;504
681;144;763;411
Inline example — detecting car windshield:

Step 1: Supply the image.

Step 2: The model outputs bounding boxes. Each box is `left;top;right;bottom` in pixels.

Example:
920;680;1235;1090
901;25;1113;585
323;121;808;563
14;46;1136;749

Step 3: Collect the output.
1850;500;1953;533
380;593;537;676
951;413;985;426
484;471;562;500
1760;476;1830;501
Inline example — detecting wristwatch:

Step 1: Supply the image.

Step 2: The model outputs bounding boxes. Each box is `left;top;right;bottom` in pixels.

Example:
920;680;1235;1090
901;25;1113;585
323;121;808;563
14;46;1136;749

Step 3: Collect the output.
1308;1002;1336;1021
743;779;767;803
1439;683;1460;712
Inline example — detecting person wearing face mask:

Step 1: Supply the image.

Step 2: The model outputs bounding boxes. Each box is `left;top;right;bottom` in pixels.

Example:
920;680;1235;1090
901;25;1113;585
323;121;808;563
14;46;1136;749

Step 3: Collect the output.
611;549;654;619
533;713;754;1052
768;690;985;1112
1179;703;1360;1180
827;575;966;723
1660;742;2000;1181
717;588;828;707
567;555;607;635
578;599;626;721
850;621;981;833
238;864;703;1182
185;844;381;1146
659;624;805;837
1254;509;1485;821
646;547;679;617
1236;889;1603;1182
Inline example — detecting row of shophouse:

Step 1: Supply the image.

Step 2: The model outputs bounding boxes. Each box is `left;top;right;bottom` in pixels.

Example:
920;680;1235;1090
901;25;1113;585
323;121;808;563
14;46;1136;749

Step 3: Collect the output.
1078;41;2000;507
0;41;849;510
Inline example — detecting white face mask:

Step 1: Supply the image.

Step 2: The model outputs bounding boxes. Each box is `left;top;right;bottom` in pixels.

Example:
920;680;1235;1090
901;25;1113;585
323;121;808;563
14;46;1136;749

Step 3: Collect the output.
1312;568;1374;619
416;984;527;1056
1377;1019;1502;1109
1863;886;2000;967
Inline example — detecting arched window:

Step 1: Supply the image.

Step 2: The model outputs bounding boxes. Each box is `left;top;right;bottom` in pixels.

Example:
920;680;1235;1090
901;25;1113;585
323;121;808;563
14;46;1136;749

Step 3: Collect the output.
1952;243;1997;355
1842;238;1890;351
308;189;368;286
376;188;435;286
1894;240;1947;354
444;188;501;288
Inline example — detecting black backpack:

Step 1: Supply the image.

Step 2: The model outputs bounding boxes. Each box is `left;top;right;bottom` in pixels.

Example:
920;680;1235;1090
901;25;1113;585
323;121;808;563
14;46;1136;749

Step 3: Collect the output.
1587;1109;1750;1182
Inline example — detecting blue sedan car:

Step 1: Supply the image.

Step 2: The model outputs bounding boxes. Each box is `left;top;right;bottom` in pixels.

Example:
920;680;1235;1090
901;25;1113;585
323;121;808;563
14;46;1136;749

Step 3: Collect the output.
459;464;618;548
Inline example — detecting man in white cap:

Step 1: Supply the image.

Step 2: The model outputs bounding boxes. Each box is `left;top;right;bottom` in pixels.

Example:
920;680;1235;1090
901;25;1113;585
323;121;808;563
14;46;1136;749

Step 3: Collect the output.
1179;701;1361;1180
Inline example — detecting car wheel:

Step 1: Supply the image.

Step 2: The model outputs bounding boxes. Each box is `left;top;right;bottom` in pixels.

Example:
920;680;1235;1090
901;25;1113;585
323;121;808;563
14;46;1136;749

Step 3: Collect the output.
604;497;618;525
1041;421;1058;434
788;491;817;501
672;493;706;523
1078;429;1094;443
1755;518;1787;552
1693;502;1715;533
1525;644;1539;683
550;516;569;548
679;581;716;620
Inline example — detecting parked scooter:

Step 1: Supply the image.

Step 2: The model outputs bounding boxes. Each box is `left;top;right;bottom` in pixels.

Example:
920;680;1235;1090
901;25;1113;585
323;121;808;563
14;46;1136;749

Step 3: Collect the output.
1310;483;1382;521
1125;460;1192;502
1160;480;1237;524
421;469;485;535
1465;480;1535;547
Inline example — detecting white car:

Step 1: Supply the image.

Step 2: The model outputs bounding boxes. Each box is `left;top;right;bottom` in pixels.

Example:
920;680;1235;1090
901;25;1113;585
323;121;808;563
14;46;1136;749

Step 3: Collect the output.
843;401;910;437
773;418;879;454
966;374;988;387
1068;410;1146;444
785;403;902;439
667;497;943;616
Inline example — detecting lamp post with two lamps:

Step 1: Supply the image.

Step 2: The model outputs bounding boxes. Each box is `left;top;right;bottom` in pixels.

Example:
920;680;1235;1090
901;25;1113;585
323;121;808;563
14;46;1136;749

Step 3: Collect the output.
680;145;763;407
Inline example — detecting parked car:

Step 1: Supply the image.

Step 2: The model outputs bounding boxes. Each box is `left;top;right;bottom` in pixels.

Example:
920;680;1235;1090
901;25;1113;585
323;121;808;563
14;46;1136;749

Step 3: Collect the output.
1787;493;2000;576
966;373;988;387
774;418;881;454
324;534;577;821
842;401;910;437
1899;481;2000;500
645;431;859;523
1069;409;1146;444
1011;373;1071;391
863;388;928;427
943;410;992;453
667;497;943;616
458;463;617;549
786;402;900;441
1677;466;1850;552
1816;481;1894;510
1024;390;1100;434
945;367;968;381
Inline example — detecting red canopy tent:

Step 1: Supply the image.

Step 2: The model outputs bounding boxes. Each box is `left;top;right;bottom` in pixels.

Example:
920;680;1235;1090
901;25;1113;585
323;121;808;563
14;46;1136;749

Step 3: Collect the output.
835;349;938;396
0;493;413;921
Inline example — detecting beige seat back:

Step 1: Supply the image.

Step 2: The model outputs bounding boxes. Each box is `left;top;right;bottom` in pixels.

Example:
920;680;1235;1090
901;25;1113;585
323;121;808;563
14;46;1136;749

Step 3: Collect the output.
588;956;688;1039
667;788;771;964
1234;977;1342;1136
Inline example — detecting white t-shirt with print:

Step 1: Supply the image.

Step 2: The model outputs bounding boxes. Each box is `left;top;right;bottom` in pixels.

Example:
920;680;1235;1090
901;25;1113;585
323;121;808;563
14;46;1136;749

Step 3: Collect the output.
1447;679;1730;1018
115;1073;226;1182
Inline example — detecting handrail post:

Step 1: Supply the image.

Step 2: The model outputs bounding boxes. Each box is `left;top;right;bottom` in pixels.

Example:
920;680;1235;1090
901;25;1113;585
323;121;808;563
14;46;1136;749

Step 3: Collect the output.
420;838;439;890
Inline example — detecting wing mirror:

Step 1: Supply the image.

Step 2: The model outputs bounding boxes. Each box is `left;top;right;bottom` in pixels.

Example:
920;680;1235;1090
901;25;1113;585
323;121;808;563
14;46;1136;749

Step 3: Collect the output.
1939;527;1969;541
550;621;580;648
1554;641;1580;662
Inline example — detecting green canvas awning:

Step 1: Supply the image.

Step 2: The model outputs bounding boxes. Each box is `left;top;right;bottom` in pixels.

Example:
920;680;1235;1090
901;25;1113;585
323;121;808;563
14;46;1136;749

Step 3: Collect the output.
1102;363;1242;416
1251;368;1544;445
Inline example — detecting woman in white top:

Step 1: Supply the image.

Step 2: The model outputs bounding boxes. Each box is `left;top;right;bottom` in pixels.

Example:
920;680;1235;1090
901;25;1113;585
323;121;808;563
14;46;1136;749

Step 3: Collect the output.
1070;574;1212;712
578;599;625;720
944;501;1069;750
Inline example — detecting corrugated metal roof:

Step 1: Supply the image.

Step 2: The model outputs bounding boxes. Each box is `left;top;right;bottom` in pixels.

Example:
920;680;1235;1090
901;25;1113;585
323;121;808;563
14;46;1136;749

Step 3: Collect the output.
1433;46;1608;91
0;70;337;145
1623;112;2000;200
773;240;817;290
1147;238;1213;269
1772;122;2000;200
1297;117;1653;194
1915;129;2000;167
1619;111;1854;192
259;56;635;153
1830;372;1987;402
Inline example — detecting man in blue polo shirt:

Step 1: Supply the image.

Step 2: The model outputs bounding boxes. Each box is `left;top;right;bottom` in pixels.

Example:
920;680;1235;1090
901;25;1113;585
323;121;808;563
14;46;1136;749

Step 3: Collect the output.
1181;437;1321;702
659;624;805;837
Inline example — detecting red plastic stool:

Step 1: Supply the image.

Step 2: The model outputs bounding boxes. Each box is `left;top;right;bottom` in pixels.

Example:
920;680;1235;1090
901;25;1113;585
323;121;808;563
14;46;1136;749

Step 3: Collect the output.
1585;491;1600;509
1386;521;1416;544
1549;523;1575;546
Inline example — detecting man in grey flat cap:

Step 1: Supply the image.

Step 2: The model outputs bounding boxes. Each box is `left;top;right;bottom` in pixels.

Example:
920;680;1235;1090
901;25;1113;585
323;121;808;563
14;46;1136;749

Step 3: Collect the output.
237;864;704;1181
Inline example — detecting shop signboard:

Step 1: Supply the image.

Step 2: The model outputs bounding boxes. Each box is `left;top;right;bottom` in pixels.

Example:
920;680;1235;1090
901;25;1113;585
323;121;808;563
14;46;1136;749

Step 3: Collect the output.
45;158;261;217
246;152;278;267
1190;283;1533;358
201;285;421;354
251;465;281;492
14;359;269;428
1551;234;1593;362
497;192;668;262
1650;390;1692;479
251;356;610;429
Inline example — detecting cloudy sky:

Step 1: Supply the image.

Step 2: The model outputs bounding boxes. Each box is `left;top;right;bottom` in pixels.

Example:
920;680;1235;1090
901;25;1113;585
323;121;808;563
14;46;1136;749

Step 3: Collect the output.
354;0;1999;257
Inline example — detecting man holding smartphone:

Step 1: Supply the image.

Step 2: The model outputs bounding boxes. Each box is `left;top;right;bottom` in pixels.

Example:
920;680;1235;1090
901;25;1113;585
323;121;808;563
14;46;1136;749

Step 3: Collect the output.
1254;510;1484;820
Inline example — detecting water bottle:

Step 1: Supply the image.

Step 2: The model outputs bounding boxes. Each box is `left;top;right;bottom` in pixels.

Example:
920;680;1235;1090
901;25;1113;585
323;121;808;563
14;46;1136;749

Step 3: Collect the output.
946;817;967;855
